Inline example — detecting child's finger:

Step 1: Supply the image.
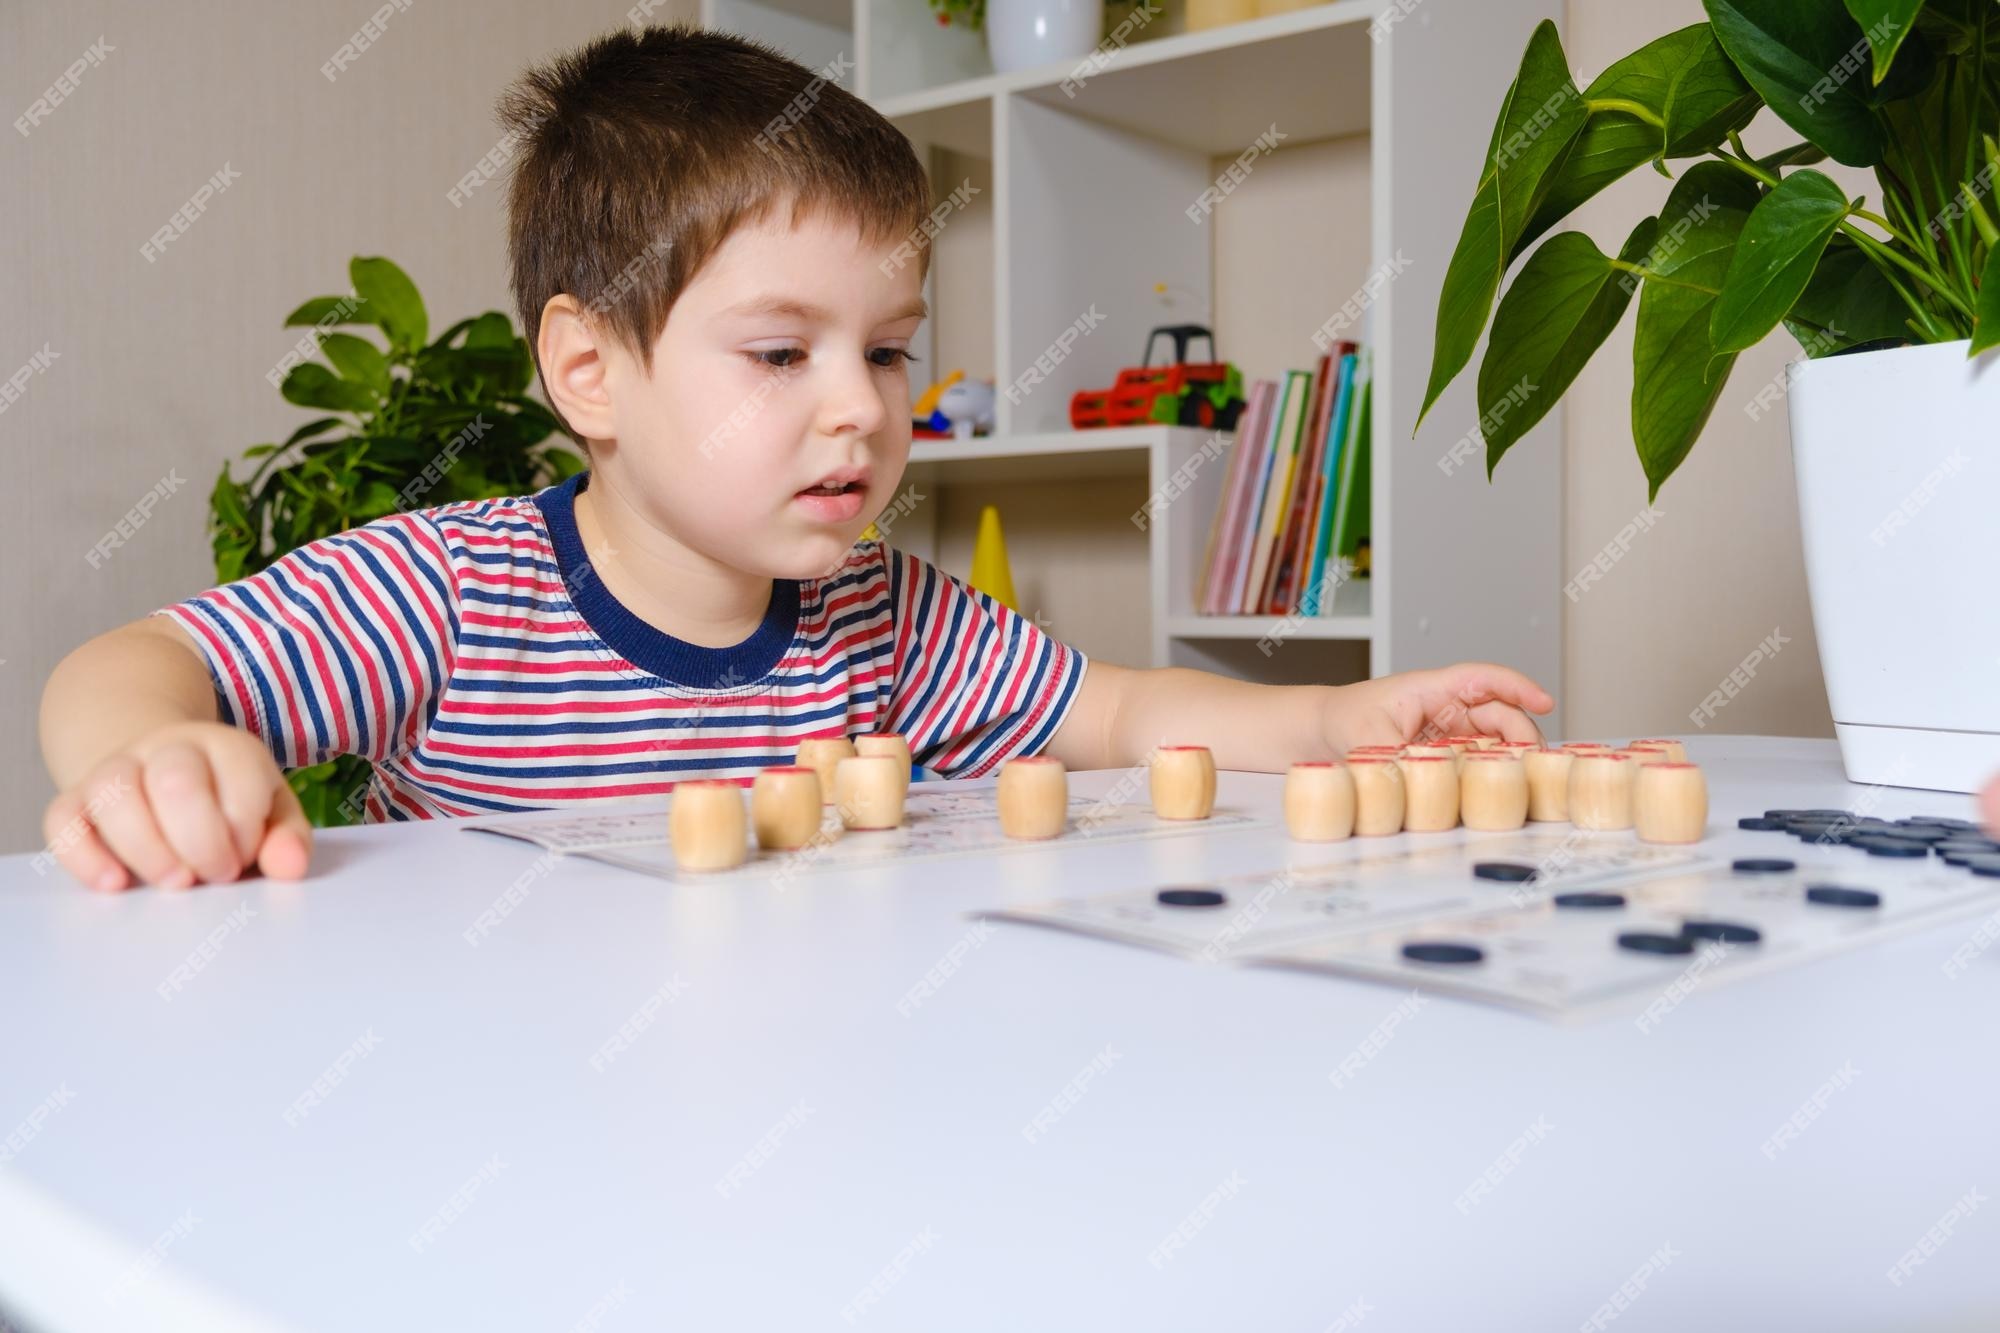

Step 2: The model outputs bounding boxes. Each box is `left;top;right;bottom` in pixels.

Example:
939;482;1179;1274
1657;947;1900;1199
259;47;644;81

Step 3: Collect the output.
141;743;245;884
86;759;193;888
210;742;288;867
254;780;314;881
1983;773;2000;838
1463;700;1544;744
1442;662;1556;715
43;791;132;892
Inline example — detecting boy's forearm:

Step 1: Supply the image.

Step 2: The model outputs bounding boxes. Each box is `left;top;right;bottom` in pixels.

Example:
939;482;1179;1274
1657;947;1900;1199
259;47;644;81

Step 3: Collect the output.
1108;666;1337;773
41;621;220;789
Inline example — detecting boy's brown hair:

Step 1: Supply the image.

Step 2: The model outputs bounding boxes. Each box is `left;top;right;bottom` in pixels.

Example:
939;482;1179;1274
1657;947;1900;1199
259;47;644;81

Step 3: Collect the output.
496;24;934;441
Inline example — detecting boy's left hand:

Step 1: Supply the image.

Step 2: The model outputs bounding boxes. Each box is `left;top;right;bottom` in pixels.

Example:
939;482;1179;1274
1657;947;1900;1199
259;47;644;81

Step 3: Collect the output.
1329;661;1555;753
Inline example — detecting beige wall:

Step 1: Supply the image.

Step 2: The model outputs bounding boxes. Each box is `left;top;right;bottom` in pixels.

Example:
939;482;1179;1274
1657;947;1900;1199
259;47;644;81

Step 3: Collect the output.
4;0;695;852
1562;0;1837;741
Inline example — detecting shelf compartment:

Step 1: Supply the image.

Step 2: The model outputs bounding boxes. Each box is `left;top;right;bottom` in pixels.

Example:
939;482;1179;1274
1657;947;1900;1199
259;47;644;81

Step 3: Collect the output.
903;427;1161;487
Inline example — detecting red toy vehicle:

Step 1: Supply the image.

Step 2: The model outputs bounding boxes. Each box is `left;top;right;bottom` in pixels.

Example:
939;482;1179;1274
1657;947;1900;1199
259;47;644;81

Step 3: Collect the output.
1070;324;1246;431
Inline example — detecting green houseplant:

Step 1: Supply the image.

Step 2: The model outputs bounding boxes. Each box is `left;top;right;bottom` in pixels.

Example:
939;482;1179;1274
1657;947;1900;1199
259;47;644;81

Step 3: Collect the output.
211;256;582;826
1418;0;2000;796
1419;0;1999;498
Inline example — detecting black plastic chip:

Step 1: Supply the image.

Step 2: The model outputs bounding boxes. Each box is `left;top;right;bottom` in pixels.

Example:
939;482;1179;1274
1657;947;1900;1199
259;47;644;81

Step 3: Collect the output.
1157;888;1227;908
1618;931;1695;956
1805;885;1881;908
1402;941;1483;965
1681;919;1762;944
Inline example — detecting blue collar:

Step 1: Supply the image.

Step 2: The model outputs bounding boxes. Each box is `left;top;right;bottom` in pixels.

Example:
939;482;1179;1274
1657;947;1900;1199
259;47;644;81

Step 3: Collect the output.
533;470;800;689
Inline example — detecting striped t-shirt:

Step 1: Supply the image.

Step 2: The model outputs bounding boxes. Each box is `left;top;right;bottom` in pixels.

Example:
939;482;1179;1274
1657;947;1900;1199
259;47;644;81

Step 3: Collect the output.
153;470;1088;822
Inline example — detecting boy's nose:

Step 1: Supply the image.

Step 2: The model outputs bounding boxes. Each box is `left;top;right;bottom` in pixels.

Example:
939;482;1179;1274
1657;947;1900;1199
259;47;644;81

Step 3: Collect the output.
814;359;889;440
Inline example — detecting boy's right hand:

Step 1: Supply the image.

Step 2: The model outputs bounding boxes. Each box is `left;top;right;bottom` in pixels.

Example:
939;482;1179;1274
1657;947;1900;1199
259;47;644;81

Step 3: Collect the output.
42;721;314;891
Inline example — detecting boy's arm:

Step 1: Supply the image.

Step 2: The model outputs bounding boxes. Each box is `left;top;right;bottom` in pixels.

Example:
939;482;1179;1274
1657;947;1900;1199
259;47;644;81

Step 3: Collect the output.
1044;660;1555;773
39;615;312;890
41;616;219;787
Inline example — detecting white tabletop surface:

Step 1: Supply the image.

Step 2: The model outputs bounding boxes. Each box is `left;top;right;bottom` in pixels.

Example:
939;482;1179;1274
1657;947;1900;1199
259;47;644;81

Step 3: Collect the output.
2;735;1997;1332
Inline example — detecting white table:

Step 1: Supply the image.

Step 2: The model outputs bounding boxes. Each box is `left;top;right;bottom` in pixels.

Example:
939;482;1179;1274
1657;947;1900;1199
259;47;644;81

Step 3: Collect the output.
2;736;1997;1332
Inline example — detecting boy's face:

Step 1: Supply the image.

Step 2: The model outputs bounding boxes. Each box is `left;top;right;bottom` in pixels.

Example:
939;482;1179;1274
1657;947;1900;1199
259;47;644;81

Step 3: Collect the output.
601;204;926;582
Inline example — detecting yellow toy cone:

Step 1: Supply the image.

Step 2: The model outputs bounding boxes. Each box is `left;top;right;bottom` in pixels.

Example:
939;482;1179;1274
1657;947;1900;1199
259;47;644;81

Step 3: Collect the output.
968;505;1018;610
860;521;881;542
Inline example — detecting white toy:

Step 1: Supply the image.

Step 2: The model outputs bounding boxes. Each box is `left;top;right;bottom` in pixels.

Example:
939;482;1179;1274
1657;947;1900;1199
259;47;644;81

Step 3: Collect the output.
936;378;996;438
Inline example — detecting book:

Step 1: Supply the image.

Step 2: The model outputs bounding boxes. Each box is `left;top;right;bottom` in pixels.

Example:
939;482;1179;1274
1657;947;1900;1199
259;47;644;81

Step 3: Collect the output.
1273;345;1353;614
1263;353;1331;615
1192;426;1240;612
1325;348;1373;607
1301;351;1356;615
1225;378;1285;614
1334;354;1373;564
1203;379;1274;614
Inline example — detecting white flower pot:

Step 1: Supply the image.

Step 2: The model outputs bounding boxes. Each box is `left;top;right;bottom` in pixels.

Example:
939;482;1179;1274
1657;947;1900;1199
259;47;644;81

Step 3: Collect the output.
985;0;1102;74
1788;339;1999;793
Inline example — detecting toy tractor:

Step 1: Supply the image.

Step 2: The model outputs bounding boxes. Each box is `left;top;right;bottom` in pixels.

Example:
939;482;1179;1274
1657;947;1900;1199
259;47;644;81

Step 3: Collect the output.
1069;324;1246;431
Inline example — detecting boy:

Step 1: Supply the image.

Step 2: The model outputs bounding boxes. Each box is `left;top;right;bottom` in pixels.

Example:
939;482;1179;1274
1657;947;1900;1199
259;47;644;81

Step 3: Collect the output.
36;24;1553;892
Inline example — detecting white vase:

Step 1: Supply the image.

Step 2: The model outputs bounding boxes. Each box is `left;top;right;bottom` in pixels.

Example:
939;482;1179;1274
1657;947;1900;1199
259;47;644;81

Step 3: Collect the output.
1787;339;2000;793
985;0;1103;74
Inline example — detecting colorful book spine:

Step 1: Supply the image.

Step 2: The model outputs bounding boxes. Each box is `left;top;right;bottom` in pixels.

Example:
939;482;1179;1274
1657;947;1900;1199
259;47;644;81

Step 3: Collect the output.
1205;379;1274;614
1227;377;1286;613
1302;351;1357;615
1329;349;1373;596
1266;353;1335;615
1241;369;1309;613
1193;431;1240;615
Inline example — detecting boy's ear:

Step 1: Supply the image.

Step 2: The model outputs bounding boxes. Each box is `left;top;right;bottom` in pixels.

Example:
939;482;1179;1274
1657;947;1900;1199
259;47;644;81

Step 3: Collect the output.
538;295;616;443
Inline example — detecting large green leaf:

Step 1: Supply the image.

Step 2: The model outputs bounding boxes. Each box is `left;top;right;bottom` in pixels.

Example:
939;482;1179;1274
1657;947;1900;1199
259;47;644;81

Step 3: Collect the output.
317;332;391;396
1479;217;1661;475
1973;242;2000;355
350;256;428;351
1783;236;1913;349
282;295;370;328
1418;21;1588;431
276;416;342;447
1512;120;1657;263
1703;0;1887;166
1631;162;1763;498
280;362;376;415
1843;0;1926;84
1711;169;1852;354
1514;26;1755;263
461;312;515;349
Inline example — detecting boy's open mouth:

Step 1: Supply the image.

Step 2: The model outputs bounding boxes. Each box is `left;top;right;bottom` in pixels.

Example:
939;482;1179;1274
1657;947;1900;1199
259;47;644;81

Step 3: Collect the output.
796;467;870;498
792;467;872;524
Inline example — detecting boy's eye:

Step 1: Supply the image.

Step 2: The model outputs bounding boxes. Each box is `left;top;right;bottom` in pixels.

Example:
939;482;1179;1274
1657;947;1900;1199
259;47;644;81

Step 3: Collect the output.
747;347;920;371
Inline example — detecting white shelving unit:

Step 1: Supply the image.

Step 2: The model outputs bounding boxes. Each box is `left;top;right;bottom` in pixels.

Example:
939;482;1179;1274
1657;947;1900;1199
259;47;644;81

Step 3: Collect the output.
699;0;1566;727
